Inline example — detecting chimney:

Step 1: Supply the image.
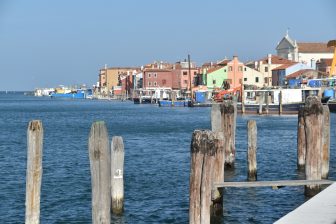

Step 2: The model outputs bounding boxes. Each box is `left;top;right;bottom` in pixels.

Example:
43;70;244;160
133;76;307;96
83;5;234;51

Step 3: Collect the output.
268;54;272;65
254;61;258;70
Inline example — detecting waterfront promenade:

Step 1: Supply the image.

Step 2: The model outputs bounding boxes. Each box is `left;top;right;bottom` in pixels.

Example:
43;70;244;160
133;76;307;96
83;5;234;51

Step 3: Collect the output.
276;183;336;223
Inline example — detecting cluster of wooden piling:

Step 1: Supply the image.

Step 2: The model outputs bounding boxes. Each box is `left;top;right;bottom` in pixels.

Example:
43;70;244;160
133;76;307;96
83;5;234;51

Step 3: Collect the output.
189;96;332;223
297;96;330;196
25;120;125;224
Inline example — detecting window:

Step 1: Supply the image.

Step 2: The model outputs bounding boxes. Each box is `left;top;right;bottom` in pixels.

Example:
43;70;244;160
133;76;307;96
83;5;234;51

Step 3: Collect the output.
244;67;247;71
224;69;226;72
194;71;197;75
162;79;167;85
255;77;259;83
183;71;188;75
244;78;247;82
229;66;233;71
154;73;157;78
154;81;157;86
148;81;152;86
239;79;242;84
264;78;268;83
184;80;188;84
238;66;242;71
213;80;216;84
148;73;151;78
265;67;268;72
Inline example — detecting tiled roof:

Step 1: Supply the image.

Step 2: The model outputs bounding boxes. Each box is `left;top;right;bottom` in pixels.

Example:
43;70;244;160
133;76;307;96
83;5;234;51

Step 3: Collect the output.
286;69;317;79
143;68;172;72
259;55;294;64
297;42;334;53
207;66;223;74
317;58;333;66
217;59;230;66
272;62;297;71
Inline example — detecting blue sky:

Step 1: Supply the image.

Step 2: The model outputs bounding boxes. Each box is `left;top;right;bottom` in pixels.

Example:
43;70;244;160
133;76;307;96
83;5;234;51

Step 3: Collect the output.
0;0;335;90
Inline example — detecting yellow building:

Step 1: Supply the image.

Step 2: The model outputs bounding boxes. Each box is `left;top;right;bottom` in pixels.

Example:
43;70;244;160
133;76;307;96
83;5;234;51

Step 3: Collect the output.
99;66;139;93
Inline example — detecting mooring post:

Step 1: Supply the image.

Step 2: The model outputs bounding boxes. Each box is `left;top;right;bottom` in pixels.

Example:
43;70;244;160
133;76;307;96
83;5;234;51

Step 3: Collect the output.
189;130;215;224
247;120;257;181
211;103;221;132
322;105;330;179
265;91;269;114
304;97;323;196
88;121;111;224
297;107;306;169
258;92;263;115
26;120;43;224
211;132;224;217
111;136;125;215
279;91;283;115
241;84;245;114
221;100;235;167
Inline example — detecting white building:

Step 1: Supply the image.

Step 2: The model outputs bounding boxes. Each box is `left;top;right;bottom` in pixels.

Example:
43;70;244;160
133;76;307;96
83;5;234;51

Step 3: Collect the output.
276;32;333;68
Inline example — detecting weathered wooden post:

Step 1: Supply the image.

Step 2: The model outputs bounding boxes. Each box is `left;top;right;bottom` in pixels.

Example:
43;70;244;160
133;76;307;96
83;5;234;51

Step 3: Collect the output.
258;92;263;115
241;85;245;114
88;121;111;224
211;103;221;132
304;97;323;196
220;100;235;167
247;120;257;181
279;91;283;115
297;107;306;169
322;105;330;179
26;120;43;224
111;136;125;215
211;132;224;217
190;130;215;224
265;91;269;114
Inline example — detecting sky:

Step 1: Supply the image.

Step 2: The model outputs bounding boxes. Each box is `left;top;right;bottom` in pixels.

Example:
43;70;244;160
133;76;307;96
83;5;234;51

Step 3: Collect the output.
0;0;335;91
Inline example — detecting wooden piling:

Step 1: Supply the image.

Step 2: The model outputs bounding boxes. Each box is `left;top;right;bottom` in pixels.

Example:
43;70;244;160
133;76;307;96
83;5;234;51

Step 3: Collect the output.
211;132;224;217
211;103;221;132
220;100;235;167
304;97;323;196
322;105;330;179
297;107;306;169
247;120;257;181
190;130;216;224
26;120;43;224
88;121;111;224
265;92;269;114
111;136;125;215
279;91;283;115
241;84;245;114
258;92;263;115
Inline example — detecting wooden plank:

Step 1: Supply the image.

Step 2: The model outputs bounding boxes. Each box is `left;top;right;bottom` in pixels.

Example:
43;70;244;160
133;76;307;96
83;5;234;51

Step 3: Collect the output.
211;103;221;132
111;136;124;215
88;121;111;224
213;180;334;188
247;120;257;181
190;130;216;224
26;120;43;224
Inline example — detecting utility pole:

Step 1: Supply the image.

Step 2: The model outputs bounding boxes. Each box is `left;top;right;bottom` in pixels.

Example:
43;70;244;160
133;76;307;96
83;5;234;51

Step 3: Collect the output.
188;54;193;100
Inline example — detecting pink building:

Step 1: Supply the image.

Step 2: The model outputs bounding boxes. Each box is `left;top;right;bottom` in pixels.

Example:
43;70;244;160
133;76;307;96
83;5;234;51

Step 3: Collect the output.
220;56;243;89
143;61;199;91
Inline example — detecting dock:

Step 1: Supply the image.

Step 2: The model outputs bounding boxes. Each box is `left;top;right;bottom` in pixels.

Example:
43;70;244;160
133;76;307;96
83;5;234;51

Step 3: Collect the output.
275;183;336;224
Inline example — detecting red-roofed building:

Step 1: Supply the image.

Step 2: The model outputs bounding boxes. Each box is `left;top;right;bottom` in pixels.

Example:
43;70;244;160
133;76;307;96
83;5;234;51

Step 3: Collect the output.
272;62;311;86
316;58;333;77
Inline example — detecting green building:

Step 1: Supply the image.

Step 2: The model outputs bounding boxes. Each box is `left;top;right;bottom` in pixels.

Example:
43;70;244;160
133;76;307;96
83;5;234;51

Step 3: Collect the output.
204;66;228;90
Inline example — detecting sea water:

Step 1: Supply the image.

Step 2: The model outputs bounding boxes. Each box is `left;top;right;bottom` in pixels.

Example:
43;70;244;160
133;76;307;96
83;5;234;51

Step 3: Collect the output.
0;93;335;223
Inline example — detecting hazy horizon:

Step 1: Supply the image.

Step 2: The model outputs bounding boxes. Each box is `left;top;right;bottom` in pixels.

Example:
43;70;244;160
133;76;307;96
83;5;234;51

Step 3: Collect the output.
0;0;335;91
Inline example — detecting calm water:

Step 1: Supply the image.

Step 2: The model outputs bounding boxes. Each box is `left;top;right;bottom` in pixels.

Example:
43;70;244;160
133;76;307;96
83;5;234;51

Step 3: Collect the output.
0;93;335;223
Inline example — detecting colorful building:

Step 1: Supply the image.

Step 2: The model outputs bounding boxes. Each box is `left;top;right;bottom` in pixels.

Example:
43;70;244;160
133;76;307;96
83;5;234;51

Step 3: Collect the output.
205;66;228;90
